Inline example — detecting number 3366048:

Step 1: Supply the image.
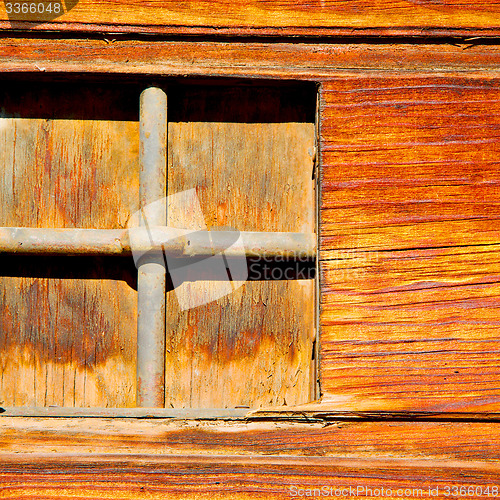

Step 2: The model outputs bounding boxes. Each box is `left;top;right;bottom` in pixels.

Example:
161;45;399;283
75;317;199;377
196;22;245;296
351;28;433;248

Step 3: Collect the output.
5;2;62;14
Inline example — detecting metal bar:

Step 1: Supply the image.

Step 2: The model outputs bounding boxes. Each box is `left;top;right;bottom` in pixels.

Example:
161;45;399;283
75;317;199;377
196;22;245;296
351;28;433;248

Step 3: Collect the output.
137;86;168;408
0;227;126;255
196;230;316;259
0;407;251;419
0;227;316;259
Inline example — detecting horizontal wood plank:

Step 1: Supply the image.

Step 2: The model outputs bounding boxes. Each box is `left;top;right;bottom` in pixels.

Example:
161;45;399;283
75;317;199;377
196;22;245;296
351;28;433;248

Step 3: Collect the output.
0;419;499;498
1;40;500;81
1;417;499;460
1;0;500;36
1;455;499;499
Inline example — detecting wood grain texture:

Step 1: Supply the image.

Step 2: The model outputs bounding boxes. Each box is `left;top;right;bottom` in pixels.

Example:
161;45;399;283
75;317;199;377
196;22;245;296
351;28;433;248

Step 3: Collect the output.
0;417;499;460
165;84;316;408
0;418;499;499
1;39;500;81
0;81;140;407
1;0;500;36
0;456;498;498
1;454;498;500
319;75;500;412
0;33;498;500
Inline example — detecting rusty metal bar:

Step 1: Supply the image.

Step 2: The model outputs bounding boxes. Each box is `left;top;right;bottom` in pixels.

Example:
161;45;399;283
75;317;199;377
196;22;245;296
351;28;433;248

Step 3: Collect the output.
137;86;168;408
0;227;317;259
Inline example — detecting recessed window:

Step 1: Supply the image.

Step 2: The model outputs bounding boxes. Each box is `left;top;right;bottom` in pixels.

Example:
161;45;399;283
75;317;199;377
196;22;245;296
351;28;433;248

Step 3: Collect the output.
0;79;318;412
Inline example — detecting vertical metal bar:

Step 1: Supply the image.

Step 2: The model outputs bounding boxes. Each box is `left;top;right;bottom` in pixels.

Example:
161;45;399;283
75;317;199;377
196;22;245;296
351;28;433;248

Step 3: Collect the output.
137;86;167;407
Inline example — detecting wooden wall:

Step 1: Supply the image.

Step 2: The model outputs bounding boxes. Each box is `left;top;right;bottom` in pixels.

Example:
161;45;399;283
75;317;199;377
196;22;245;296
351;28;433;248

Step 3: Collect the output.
319;75;500;413
0;1;500;496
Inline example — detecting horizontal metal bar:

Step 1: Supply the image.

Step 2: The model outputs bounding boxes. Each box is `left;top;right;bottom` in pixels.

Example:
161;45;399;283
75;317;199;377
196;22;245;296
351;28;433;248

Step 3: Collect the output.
0;407;251;419
0;227;126;255
0;227;316;259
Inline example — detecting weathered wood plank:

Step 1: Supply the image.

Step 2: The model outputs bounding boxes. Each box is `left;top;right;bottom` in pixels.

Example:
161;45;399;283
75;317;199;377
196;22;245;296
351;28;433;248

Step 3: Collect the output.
1;40;500;80
1;418;500;460
1;0;500;36
319;76;500;412
0;417;499;500
165;84;316;408
0;82;140;407
1;454;498;500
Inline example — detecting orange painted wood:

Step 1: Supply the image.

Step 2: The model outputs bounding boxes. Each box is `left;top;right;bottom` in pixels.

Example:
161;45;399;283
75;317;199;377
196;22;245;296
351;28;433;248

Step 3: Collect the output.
0;418;499;498
2;453;498;500
319;75;500;412
0;417;499;460
0;14;499;500
1;39;500;81
1;0;500;36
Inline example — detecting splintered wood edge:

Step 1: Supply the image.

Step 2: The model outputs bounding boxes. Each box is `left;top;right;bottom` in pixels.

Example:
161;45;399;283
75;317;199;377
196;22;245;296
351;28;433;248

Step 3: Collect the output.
245;402;500;422
0;415;499;463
